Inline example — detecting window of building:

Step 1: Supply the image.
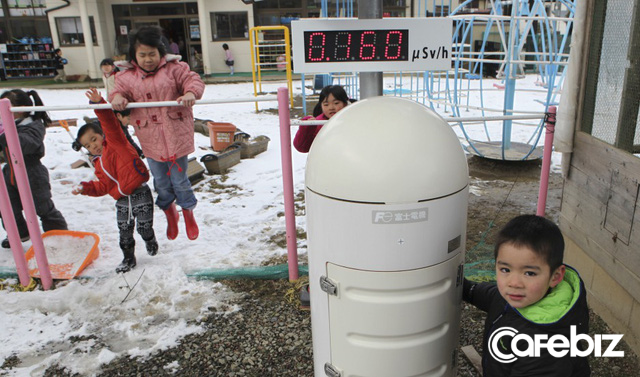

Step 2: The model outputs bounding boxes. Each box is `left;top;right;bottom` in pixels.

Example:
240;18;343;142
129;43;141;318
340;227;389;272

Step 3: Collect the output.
131;3;184;17
463;0;480;9
186;2;198;15
280;0;302;7
55;17;97;46
211;12;248;41
434;6;450;16
382;0;407;6
254;0;408;24
257;0;280;9
8;0;46;17
9;19;49;40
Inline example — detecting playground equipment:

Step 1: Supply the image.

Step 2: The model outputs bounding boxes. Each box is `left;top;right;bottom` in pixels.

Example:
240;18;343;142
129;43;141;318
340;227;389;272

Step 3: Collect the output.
305;96;468;376
25;230;100;280
249;26;294;111
444;0;574;160
1;95;280;288
298;0;575;160
0;98;53;289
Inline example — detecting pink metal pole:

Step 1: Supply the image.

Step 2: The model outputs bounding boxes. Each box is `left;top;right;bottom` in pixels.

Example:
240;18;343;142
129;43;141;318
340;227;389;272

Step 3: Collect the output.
0;99;52;290
0;163;30;286
277;87;299;281
537;106;557;217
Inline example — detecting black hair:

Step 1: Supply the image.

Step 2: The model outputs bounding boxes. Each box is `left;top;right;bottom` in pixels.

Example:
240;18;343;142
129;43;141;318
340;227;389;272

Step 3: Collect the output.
100;58;115;67
312;85;351;117
54;48;61;54
127;26;167;64
113;108;131;117
222;43;229;50
494;215;565;273
0;89;52;125
73;122;103;152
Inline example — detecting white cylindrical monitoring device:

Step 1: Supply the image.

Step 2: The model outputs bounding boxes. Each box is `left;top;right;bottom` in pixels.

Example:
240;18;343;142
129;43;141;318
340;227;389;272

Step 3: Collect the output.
305;96;468;377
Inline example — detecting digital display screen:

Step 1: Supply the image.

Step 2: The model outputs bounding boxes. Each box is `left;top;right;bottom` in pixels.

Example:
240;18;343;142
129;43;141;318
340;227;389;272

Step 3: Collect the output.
303;29;409;63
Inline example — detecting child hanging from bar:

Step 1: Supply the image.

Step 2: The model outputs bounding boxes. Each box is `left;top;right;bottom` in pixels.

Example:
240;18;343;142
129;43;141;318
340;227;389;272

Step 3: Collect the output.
72;88;157;273
110;25;205;241
0;89;68;249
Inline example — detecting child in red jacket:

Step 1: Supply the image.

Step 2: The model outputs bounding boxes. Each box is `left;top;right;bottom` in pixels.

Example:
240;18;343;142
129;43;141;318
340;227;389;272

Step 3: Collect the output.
72;88;157;273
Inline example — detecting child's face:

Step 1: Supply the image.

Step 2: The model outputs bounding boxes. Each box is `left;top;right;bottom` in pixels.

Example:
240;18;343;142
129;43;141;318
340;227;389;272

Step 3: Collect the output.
101;65;114;75
116;113;130;127
495;242;565;309
321;94;346;119
79;129;104;156
135;43;161;72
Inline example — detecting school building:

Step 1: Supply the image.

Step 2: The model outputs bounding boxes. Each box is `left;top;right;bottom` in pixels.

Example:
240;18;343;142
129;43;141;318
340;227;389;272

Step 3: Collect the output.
0;0;428;79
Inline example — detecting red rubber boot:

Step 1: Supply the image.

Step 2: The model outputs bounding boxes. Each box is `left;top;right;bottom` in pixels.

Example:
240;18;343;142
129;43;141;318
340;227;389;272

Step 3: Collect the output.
183;209;199;240
163;203;179;240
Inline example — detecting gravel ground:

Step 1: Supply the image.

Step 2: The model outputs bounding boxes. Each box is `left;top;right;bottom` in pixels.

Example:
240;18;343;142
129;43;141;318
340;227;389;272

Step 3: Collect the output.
21;158;640;376
37;278;639;377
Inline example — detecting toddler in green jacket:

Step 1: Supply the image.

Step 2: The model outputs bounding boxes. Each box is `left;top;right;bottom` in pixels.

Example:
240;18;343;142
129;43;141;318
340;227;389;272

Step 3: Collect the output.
463;215;590;376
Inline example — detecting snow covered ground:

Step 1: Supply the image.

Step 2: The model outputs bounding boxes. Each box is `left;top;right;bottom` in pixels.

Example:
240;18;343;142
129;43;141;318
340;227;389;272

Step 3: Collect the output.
0;75;561;376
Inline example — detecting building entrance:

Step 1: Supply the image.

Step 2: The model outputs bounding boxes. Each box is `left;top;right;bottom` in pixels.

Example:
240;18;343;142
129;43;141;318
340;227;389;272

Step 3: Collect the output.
112;2;201;72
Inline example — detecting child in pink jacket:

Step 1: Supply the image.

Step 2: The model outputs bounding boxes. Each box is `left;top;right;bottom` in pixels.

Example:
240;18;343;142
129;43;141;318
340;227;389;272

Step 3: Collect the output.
110;26;205;241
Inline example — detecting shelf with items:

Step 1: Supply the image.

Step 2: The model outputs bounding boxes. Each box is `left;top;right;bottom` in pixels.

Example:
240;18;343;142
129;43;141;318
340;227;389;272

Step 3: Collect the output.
0;42;57;79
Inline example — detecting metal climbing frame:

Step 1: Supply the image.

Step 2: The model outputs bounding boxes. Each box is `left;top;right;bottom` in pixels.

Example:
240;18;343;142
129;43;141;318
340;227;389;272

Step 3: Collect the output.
249;26;294;111
437;0;575;160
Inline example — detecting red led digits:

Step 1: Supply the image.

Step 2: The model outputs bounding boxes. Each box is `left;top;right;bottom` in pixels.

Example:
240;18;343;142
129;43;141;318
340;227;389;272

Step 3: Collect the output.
359;31;376;60
334;32;351;60
308;32;326;62
304;29;408;63
384;31;403;60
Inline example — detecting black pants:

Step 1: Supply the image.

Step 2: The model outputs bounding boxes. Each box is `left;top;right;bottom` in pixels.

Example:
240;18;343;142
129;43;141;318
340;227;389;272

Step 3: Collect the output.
116;185;155;250
1;167;67;237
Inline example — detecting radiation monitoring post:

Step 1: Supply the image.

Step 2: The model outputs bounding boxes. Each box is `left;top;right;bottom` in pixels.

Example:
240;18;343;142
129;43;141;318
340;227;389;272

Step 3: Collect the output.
291;18;452;74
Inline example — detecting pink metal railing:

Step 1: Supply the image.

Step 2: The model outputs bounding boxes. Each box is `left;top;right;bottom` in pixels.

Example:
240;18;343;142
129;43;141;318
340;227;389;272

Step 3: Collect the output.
0;98;53;290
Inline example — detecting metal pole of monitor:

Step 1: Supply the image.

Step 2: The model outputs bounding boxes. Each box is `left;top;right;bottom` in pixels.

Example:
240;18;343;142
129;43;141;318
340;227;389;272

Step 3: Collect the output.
358;0;383;99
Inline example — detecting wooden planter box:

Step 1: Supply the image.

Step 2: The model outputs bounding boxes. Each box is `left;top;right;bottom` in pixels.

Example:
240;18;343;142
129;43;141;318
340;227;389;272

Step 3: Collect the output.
240;136;270;159
187;157;205;185
200;144;241;174
235;131;251;143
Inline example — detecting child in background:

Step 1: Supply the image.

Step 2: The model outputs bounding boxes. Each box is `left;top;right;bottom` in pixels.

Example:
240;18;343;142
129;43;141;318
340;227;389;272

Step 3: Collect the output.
0;89;68;248
169;38;180;55
53;48;68;83
293;85;351;153
222;43;234;75
72;88;156;273
110;25;205;241
113;108;144;159
100;58;119;99
463;215;590;376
